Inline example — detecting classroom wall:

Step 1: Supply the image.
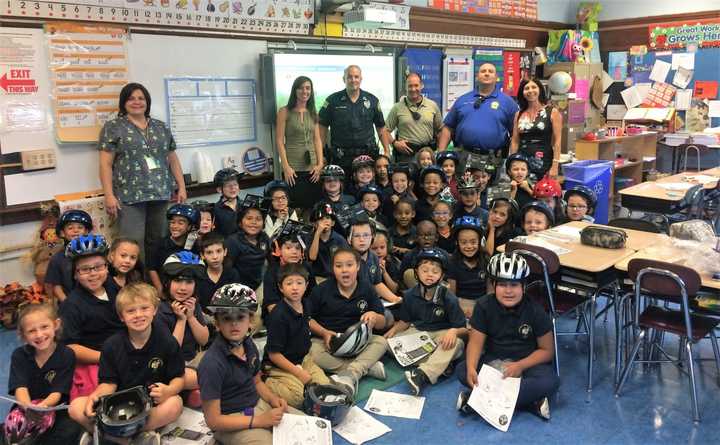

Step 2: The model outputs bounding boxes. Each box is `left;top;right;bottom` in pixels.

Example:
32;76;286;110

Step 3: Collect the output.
539;0;720;23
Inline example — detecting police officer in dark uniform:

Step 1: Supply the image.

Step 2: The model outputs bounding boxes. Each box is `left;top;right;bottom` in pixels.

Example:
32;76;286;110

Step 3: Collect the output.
319;65;390;180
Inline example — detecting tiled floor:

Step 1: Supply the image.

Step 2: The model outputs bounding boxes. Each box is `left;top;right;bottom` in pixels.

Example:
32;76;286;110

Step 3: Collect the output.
1;307;719;445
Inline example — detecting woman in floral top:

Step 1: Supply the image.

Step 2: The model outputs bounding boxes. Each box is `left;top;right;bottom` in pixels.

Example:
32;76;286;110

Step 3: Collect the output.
98;83;187;260
509;78;563;179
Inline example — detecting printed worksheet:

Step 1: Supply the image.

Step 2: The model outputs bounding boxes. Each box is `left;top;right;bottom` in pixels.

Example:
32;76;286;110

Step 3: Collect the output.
159;407;213;445
467;364;521;432
273;413;332;445
364;390;425;419
387;331;437;367
334;406;392;445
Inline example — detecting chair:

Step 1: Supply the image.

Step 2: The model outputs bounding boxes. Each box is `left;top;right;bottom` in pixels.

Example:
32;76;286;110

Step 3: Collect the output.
614;259;720;423
506;242;590;380
608;218;662;233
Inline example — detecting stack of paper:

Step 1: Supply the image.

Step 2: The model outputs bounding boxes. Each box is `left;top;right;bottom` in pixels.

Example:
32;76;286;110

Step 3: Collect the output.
467;365;521;432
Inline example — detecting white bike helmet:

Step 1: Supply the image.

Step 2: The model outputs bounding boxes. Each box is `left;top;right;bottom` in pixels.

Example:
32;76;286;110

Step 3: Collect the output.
487;252;530;282
329;322;371;358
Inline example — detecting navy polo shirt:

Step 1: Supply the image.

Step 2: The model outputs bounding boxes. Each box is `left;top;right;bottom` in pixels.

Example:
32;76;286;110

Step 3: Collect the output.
306;230;349;278
447;254;487;300
147;235;185;272
60;280;124;351
261;261;316;320
491;227;522;254
437;231;456;254
396;285;466;331
196;267;242;310
359;250;383;286
45;250;74;295
414;198;435;223
514;188;534;213
198;335;261;415
454;204;489;226
389;225;416;258
382;189;415;224
470;294;552;362
98;324;185;390
9;344;75;403
156;300;207;362
214;199;240;237
443;87;518;152
307;278;383;333
264;299;312;365
226;231;270;290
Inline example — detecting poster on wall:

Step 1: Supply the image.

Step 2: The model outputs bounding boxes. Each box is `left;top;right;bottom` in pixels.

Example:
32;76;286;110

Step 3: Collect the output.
649;18;720;49
502;51;520;97
444;52;473;112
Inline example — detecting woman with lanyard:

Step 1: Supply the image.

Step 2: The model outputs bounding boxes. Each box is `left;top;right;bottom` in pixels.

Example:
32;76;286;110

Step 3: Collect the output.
98;82;186;260
275;75;324;212
509;78;563;179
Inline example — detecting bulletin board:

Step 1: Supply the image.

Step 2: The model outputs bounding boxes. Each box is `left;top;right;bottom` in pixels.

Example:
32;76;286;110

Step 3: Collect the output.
0;29;270;207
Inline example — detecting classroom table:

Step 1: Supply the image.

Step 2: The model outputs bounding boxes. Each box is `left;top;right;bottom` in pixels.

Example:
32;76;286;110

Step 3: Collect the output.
559;221;670;252
618;172;718;214
499;223;639;392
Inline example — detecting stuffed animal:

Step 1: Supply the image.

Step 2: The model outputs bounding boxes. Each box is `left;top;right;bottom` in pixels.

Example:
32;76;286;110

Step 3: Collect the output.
25;203;61;288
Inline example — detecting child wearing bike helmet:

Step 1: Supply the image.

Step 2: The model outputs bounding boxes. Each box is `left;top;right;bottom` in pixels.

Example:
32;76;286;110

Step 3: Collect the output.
564;185;597;223
263;180;299;239
485;198;522;256
157;251;209;391
455;176;489;225
306;202;349;281
348;155;376;198
70;282;184;445
533;176;565;223
263;263;331;408
507;153;535;210
226;199;271;291
307;247;388;397
318;165;356;238
6;303;81;445
358;184;389;229
199;284;296;445
466;159;496;209
60;234;124;399
457;252;559;421
415;165;447;223
521;201;555;235
447;216;488;318
385;248;467;396
147;203;200;294
436;151;460;200
213;167;244;236
45;209;93;303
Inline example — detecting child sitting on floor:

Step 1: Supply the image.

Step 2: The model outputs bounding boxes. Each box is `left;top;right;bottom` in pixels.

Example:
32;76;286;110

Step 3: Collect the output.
485;198;522;256
382;163;416;225
148;204;199;294
520;201;555;235
307;202;349;281
348;155;376;198
45;209;93;303
371;230;402;295
447;216;488;318
433;199;456;254
226;199;271;291
436;151;460;200
107;237;143;290
263;180;299;239
389;197;417;259
415;165;447;223
196;232;241;311
318;165;356;238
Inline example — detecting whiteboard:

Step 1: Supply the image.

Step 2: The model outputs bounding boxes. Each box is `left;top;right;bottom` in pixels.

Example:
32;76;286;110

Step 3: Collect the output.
2;30;270;206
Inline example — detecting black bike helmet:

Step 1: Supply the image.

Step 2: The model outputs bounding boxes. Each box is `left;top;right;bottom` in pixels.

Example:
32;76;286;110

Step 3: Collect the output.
457;175;479;192
356;184;384;201
389;162;417;181
55;209;93;236
505;152;531;176
161;251;205;280
520;200;555;226
213;168;244;188
418;165;447;184
303;384;353;426
435;151;459;167
310;202;334;222
413;247;448;272
320;165;345;182
264;179;290;198
97;386;152;439
564;184;597;211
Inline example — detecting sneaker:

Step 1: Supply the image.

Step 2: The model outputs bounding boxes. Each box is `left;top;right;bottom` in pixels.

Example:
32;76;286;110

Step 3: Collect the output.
367;361;387;381
533;397;551;421
131;431;161;445
330;373;358;397
456;390;476;415
442;360;456;378
405;368;429;396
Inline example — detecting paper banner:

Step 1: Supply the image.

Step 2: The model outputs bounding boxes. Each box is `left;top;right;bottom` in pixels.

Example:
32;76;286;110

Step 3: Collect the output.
643;82;676;108
649;18;720;49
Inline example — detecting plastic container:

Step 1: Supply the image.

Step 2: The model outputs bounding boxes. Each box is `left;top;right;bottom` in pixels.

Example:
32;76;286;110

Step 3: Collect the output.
563;160;613;224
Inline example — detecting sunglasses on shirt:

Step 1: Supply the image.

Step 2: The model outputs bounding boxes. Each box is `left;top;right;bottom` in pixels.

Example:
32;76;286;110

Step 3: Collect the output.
473;96;488;109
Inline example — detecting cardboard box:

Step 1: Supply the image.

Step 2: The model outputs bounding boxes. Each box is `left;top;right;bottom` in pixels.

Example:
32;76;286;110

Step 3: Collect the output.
544;62;603;81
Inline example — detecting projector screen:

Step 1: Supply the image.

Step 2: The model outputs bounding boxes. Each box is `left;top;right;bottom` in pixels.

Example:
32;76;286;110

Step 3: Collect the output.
272;52;396;120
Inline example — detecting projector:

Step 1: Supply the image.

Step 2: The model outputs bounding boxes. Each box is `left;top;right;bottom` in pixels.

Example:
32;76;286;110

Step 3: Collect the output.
343;5;397;29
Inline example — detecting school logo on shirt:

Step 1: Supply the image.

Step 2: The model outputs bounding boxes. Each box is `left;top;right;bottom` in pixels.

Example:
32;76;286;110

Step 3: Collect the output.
518;323;532;339
363;97;371;109
434;307;445;318
491;101;499;110
44;371;56;384
357;300;368;312
149;357;164;371
369;265;377;276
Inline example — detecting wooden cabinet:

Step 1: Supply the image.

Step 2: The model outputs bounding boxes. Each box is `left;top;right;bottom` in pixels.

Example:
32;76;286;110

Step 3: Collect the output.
574;132;658;200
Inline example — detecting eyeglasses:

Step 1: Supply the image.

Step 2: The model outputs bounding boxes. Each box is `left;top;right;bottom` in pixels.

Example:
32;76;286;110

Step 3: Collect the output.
352;233;372;239
568;205;588;210
77;263;108;275
458;239;479;246
433;211;450;217
272;196;288;202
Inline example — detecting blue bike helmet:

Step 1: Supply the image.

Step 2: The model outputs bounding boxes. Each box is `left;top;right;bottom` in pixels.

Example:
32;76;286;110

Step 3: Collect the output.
435;150;459;167
55;209;93;236
414;247;449;272
452;215;484;237
303;384;353;427
65;234;108;260
357;184;384;201
389;162;417;181
166;204;200;228
97;386;152;439
161;251;205;280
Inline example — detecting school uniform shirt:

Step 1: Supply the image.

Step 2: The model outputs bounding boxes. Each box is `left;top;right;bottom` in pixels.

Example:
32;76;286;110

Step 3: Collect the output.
60;280;124;351
436;229;456;254
414;198;435;223
98;324;184;390
147;235;185;272
359;250;383;286
399;246;450;277
307;277;384;334
9;344;75;403
156;300;207;362
383;255;402;287
447;254;487;300
470;294;553;362
381;189;416;225
264;299;312;366
198;335;261;415
389;225;416;260
45;250;74;295
306;230;349;279
396;285;466;332
261;261;316;320
225;230;270;290
514;188;534;212
214;199;240;237
491;227;522;254
454;204;489;226
196;267;242;310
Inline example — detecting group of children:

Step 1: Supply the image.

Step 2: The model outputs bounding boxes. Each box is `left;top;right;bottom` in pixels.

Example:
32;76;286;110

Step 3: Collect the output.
5;149;594;444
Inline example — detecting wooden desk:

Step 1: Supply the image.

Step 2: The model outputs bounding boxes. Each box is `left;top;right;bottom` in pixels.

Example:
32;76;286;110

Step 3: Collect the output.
701;167;720;177
618;181;684;214
556;221;669;252
656;171;719;190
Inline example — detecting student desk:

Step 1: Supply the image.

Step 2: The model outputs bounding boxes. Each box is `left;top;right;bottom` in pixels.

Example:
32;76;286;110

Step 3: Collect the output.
558;221;669;252
619;171;718;214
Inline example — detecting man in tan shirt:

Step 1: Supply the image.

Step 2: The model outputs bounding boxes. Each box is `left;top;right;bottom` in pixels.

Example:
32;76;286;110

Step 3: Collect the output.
386;72;443;163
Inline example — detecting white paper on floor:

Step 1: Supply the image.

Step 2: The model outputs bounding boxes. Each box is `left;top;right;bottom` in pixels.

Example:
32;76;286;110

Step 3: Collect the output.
334;406;392;444
364;389;425;419
273;413;332;445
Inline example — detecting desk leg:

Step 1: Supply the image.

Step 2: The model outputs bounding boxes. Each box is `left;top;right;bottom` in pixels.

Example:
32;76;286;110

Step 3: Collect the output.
588;290;597;392
613;281;622;387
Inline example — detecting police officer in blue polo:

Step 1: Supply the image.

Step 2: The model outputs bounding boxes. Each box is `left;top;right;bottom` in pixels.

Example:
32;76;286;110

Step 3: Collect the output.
319;65;390;178
437;62;518;172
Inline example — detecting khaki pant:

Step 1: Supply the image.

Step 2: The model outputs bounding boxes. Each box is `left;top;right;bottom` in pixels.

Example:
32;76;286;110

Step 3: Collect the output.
403;269;417;289
309;335;388;382
213;399;303;445
264;355;330;409
186;350;206;369
397;327;464;384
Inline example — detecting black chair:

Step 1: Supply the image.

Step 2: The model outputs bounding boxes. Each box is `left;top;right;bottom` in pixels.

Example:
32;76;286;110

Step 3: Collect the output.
608;218;662;233
615;259;720;423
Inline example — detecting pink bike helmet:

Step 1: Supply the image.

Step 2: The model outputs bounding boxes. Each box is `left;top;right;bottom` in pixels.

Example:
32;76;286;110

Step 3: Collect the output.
4;403;55;445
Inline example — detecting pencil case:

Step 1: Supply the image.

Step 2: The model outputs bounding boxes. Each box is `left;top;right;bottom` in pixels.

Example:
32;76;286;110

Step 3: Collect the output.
580;226;627;249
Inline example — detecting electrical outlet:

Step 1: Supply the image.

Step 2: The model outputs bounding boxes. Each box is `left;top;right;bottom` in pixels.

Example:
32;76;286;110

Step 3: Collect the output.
21;149;56;171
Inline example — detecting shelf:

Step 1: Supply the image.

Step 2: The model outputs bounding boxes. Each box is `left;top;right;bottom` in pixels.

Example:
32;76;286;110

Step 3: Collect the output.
614;161;642;171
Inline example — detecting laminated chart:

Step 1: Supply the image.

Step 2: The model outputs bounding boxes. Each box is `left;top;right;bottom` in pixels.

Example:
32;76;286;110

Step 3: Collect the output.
45;22;129;143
